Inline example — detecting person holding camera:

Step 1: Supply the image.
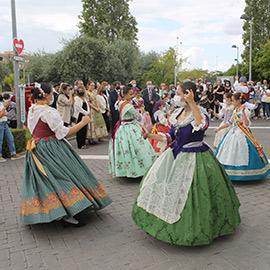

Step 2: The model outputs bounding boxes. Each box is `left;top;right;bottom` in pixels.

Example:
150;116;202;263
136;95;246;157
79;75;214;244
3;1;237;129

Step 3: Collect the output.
56;83;74;127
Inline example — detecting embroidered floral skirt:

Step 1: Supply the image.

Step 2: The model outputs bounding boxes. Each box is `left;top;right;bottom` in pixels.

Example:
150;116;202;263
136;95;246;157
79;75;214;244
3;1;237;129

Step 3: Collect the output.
20;138;112;225
109;123;156;178
132;149;241;246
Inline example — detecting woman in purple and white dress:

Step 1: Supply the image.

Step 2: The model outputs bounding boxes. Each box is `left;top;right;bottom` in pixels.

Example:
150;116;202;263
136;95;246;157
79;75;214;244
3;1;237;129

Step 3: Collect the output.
132;81;240;246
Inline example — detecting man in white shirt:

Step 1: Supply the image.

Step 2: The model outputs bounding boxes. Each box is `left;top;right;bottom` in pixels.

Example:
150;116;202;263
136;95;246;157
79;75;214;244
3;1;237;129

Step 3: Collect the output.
233;76;250;99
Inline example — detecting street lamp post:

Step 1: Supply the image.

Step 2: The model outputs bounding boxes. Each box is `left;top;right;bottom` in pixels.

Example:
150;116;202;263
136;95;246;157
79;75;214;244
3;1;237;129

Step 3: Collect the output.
240;13;253;82
232;45;239;77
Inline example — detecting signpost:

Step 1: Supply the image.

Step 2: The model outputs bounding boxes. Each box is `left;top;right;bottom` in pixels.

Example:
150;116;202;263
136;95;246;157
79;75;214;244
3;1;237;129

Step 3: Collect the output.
13;55;25;62
11;0;23;128
13;38;24;55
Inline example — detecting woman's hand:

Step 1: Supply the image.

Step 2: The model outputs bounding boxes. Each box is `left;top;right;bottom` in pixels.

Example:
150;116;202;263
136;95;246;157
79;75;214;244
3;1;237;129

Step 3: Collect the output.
215;128;219;133
81;115;93;125
141;126;149;139
208;108;213;114
69;89;75;97
3;101;10;109
183;89;195;104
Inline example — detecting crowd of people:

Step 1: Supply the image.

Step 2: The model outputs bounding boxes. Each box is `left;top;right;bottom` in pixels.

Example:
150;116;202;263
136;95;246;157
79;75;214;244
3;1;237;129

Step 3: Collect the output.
1;76;270;246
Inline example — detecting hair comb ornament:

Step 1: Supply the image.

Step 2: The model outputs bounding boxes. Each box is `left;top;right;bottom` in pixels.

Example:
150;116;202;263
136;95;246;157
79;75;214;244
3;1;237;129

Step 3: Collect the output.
34;82;45;97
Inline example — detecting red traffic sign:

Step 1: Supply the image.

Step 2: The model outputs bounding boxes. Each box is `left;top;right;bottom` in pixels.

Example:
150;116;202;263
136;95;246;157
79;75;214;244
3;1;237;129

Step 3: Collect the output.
13;38;24;55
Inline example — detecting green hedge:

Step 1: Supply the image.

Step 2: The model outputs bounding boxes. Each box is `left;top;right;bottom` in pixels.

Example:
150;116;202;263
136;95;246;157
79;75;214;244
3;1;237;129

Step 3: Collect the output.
2;128;30;158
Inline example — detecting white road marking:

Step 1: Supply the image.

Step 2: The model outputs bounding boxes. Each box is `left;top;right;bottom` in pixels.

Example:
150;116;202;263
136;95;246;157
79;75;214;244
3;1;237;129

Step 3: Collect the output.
79;154;270;162
80;155;109;160
208;126;270;129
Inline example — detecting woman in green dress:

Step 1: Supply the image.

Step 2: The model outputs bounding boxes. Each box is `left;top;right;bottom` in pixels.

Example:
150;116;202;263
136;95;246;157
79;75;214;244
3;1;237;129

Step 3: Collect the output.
132;81;241;246
87;81;108;144
109;85;156;178
21;83;112;226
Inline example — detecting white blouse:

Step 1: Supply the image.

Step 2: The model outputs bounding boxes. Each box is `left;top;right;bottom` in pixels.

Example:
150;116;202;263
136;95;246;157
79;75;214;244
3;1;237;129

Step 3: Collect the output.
73;96;91;120
96;94;109;114
28;105;69;140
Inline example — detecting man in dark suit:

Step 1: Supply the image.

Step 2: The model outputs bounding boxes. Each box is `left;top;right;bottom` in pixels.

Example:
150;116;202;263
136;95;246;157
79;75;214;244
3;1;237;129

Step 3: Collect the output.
50;82;60;109
109;81;121;131
142;81;159;119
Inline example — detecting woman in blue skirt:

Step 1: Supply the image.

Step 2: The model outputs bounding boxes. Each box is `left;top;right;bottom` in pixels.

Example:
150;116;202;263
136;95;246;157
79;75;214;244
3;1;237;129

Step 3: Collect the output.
20;83;112;226
216;92;270;180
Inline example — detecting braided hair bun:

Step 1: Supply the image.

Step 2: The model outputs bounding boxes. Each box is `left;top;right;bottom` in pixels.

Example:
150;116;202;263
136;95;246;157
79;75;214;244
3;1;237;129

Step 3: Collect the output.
31;83;52;99
120;84;132;98
233;92;246;104
180;81;202;103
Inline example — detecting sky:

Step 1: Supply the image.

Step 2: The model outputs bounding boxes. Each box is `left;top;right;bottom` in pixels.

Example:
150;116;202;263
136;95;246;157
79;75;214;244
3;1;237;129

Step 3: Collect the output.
0;0;246;72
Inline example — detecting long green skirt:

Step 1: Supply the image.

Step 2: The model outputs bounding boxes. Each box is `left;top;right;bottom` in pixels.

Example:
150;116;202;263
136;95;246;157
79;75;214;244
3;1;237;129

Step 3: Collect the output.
89;110;108;138
132;149;241;246
20;138;112;225
109;122;156;178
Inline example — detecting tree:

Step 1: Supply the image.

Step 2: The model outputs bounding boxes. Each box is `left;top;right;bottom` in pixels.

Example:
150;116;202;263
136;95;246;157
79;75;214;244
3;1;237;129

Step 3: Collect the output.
241;0;270;80
47;37;139;85
52;37;106;85
223;64;244;78
0;62;11;85
142;48;182;86
2;73;24;90
103;39;139;83
136;51;159;89
79;0;138;43
256;40;270;80
177;69;209;82
25;51;55;83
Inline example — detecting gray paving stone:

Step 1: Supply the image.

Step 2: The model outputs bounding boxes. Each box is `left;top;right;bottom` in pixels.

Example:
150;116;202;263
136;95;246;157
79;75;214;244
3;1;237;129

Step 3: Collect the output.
1;125;270;270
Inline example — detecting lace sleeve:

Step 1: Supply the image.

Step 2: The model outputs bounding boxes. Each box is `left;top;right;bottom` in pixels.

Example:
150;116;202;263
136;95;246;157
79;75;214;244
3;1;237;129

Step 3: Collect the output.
243;108;251;128
191;113;208;133
158;113;169;126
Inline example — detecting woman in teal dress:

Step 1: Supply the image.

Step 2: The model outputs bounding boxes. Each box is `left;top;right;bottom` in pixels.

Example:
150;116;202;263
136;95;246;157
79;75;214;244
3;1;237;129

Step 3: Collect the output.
132;81;241;246
21;83;112;226
109;85;156;178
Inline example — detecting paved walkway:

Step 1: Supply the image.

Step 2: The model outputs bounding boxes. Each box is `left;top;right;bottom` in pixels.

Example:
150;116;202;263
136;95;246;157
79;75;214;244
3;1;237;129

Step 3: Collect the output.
1;119;270;270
